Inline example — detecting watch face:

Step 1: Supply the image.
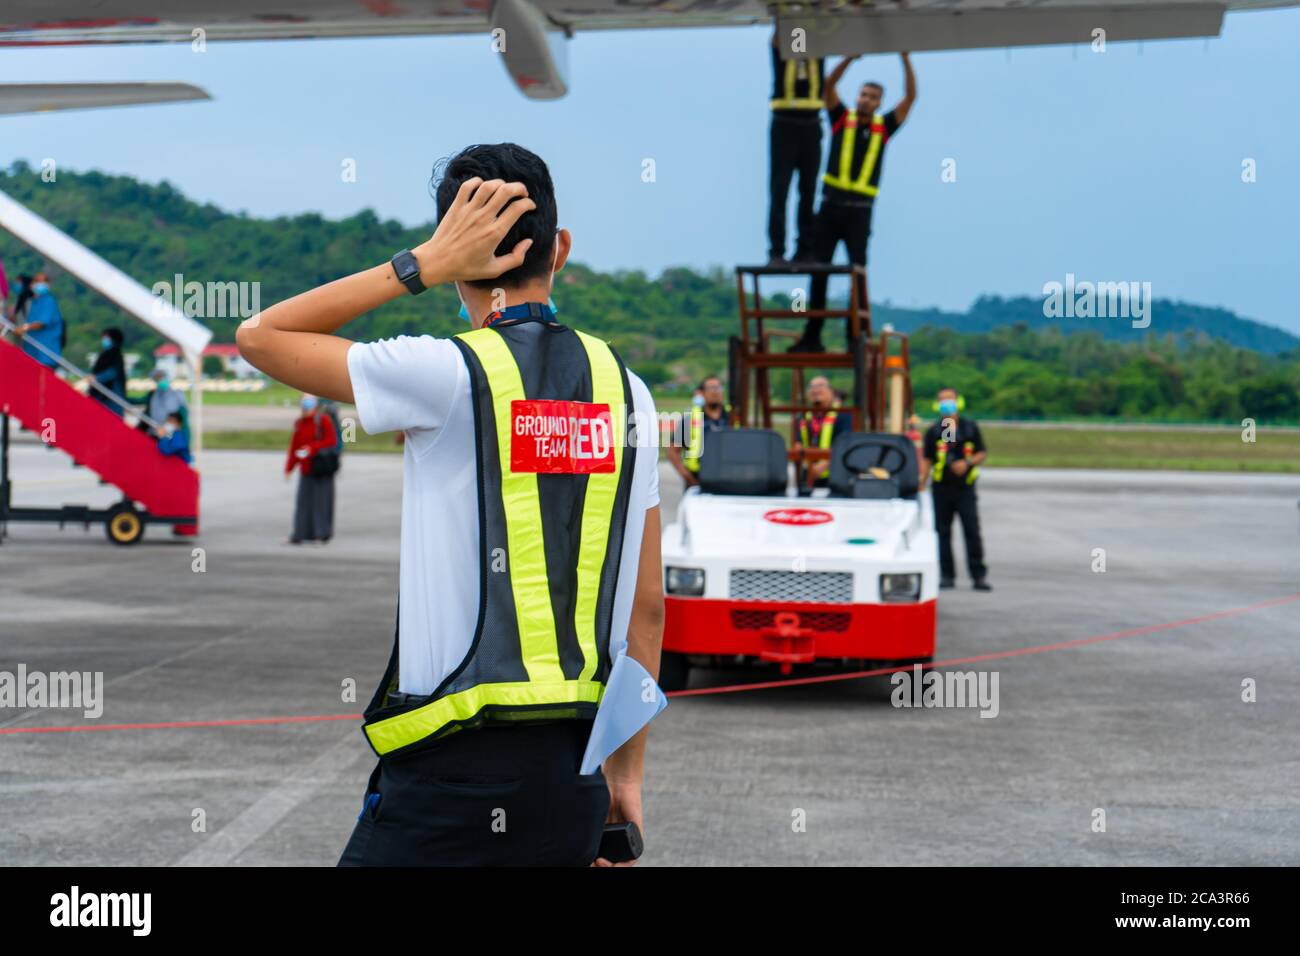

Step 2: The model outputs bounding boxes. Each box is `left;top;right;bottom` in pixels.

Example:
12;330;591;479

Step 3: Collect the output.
395;252;418;281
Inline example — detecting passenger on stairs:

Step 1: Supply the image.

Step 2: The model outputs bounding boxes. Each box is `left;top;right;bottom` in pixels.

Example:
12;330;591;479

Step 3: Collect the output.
157;413;193;464
88;328;127;416
13;271;64;369
137;368;189;438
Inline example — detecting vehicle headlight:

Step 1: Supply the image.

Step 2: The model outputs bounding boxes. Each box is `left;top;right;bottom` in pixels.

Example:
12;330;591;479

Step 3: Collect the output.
666;566;706;596
879;573;921;603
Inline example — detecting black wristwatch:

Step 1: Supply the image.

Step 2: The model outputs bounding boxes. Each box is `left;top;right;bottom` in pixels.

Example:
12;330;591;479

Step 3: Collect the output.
390;249;426;295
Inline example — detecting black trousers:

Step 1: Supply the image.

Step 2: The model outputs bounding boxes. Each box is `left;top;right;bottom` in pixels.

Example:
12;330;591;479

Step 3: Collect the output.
802;198;874;344
932;483;988;581
768;114;822;260
292;471;335;542
338;721;610;866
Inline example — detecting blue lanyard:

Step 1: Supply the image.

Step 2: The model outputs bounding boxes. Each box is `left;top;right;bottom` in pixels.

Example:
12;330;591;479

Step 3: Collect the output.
484;302;557;328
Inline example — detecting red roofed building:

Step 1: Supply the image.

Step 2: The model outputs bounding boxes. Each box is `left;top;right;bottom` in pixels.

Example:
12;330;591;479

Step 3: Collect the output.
153;342;261;379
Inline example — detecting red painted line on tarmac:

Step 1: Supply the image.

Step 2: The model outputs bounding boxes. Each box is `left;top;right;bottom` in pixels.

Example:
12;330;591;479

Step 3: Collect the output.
3;593;1296;735
668;592;1300;697
0;713;361;736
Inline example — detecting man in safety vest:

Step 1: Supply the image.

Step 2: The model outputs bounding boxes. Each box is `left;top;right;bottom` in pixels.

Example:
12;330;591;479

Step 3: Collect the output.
236;143;665;866
768;27;825;265
919;388;991;592
793;375;849;487
790;51;917;354
667;374;731;488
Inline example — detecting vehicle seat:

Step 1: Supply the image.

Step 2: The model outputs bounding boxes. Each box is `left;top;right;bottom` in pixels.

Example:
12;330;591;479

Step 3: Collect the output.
699;428;787;496
829;432;919;500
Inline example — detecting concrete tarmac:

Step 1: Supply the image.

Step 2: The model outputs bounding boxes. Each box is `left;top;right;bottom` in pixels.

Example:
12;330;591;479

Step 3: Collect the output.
1;444;1297;865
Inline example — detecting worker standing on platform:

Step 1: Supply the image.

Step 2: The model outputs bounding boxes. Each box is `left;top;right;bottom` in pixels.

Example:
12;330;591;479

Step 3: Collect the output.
767;28;825;266
668;374;730;488
920;388;991;592
790;52;917;354
794;375;850;488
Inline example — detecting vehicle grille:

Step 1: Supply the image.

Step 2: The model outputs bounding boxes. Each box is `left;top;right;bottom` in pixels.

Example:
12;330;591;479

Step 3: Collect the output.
730;609;852;633
728;569;853;604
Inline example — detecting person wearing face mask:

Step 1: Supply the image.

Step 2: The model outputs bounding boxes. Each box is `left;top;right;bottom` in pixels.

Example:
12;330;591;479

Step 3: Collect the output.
157;413;193;464
13;271;64;369
139;368;188;438
920;387;990;591
285;394;339;545
236;143;665;867
88;328;128;415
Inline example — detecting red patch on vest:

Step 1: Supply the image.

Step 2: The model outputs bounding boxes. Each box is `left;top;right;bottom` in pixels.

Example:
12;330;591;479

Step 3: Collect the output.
510;399;616;474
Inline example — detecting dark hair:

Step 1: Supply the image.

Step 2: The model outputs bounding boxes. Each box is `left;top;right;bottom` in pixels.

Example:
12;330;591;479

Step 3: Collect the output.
699;375;722;390
102;328;124;347
432;143;557;290
862;82;884;95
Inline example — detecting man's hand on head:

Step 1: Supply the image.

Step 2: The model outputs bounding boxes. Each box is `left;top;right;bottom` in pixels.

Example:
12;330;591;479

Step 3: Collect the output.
415;177;537;286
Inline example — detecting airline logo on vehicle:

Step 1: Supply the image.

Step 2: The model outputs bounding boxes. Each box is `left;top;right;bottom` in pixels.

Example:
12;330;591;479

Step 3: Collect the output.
511;399;615;474
763;508;833;526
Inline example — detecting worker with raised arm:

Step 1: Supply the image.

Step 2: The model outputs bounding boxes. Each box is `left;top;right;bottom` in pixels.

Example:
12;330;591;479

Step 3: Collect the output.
767;27;826;265
791;52;917;354
237;144;665;866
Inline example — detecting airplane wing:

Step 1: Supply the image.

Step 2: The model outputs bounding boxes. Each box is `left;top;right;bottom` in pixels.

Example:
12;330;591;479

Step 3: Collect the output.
0;82;208;115
0;1;1292;101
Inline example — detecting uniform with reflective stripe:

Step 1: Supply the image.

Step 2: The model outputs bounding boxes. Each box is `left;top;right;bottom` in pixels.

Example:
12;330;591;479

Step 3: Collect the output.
932;439;980;485
362;313;636;757
684;404;732;474
823;110;886;198
770;49;824;111
798;409;838;450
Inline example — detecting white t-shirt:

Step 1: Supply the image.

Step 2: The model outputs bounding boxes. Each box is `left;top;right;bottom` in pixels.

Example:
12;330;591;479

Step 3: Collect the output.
347;333;660;696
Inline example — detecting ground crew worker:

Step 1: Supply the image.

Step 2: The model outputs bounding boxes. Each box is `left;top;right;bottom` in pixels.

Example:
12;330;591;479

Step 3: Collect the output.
767;28;825;265
667;374;730;488
236;143;665;866
794;375;849;488
790;52;917;354
920;388;991;591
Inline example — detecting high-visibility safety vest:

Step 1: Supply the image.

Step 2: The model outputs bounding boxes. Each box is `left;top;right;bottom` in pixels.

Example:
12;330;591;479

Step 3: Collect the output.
798;409;838;450
361;307;636;758
823;111;886;198
684;404;731;474
770;51;824;111
933;439;980;486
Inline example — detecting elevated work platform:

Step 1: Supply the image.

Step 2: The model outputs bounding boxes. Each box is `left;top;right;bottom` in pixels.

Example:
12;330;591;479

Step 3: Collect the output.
730;263;913;440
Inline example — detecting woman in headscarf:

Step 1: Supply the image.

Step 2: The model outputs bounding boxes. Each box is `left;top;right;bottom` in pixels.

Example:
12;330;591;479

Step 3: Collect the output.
89;327;127;415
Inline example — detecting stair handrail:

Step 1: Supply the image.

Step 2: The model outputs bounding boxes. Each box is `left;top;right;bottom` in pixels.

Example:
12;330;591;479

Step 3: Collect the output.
0;315;167;433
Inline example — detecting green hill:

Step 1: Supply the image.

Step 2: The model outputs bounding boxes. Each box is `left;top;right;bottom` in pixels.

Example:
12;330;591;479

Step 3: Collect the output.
2;161;1297;424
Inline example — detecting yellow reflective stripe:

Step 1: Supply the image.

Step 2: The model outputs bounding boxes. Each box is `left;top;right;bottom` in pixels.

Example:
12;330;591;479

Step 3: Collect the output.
456;329;564;685
855;113;884;191
933;444;946;482
364;680;605;756
573;331;624;682
771;57;823;110
685;406;703;472
820;411;837;450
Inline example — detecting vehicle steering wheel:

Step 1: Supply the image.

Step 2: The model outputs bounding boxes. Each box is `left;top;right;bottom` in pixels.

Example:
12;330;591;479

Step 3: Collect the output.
840;441;909;479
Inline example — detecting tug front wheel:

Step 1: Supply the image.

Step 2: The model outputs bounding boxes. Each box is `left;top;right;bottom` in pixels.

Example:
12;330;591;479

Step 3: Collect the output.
105;503;145;546
659;652;690;693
